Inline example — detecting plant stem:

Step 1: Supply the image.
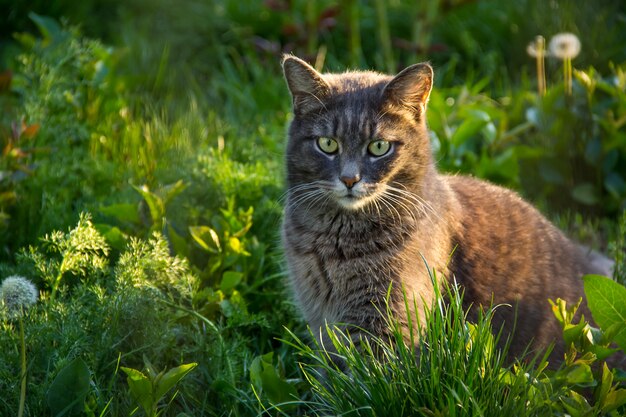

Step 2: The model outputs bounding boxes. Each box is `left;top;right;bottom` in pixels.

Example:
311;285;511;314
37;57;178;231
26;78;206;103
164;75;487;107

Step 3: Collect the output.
345;0;362;68
49;272;62;304
306;0;318;57
374;0;394;73
412;0;439;61
565;57;572;95
49;257;68;304
535;36;546;96
18;315;26;417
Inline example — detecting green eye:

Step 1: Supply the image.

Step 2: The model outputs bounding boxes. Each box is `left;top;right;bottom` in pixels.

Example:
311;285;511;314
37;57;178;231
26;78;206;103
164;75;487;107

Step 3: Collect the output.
317;137;339;154
368;140;391;157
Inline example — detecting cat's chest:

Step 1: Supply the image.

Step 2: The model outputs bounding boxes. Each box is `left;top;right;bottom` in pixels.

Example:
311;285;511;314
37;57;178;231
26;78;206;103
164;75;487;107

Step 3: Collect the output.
282;211;404;321
284;210;409;262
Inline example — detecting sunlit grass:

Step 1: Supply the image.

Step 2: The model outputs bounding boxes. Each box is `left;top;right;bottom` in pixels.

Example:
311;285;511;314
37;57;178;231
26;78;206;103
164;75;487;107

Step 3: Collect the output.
280;272;551;417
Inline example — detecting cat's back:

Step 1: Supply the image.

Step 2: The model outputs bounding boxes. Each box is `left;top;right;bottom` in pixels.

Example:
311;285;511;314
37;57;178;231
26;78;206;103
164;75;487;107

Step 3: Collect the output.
443;174;599;357
445;174;591;294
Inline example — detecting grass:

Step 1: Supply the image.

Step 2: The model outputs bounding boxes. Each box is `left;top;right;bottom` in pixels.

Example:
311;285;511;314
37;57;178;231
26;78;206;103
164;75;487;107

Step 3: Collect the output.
0;1;625;416
282;277;546;417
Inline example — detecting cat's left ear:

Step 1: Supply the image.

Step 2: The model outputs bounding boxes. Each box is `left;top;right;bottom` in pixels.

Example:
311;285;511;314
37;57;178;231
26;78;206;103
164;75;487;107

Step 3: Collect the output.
382;63;433;117
282;55;331;116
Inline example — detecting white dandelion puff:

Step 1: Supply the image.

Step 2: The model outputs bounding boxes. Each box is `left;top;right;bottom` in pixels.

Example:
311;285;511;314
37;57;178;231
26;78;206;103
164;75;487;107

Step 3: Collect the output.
549;33;581;60
549;33;581;95
526;36;546;58
1;276;38;316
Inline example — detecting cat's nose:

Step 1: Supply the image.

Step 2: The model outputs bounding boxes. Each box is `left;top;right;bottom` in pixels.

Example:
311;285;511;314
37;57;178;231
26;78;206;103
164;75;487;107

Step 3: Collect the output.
340;174;361;189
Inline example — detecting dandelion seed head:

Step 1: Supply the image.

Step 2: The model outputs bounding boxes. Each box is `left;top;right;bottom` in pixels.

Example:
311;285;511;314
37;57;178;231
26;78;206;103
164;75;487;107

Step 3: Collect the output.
1;275;38;316
549;33;581;60
526;35;545;58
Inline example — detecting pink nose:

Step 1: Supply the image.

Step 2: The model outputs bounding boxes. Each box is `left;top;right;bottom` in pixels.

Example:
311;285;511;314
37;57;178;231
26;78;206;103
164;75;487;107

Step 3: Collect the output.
340;175;360;189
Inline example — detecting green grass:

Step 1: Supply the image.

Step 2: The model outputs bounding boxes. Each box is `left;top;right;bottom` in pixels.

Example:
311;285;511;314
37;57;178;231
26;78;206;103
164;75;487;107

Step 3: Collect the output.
0;1;625;416
282;278;544;417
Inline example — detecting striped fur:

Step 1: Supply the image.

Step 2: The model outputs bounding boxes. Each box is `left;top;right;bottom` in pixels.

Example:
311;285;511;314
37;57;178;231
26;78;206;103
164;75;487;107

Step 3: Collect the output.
281;55;614;365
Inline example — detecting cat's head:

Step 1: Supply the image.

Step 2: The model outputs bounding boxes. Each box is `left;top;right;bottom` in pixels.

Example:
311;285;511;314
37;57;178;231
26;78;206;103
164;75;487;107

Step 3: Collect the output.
282;55;434;212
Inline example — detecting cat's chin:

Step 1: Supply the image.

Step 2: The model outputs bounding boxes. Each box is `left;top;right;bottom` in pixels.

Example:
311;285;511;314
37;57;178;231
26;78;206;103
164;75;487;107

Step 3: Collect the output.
335;195;376;211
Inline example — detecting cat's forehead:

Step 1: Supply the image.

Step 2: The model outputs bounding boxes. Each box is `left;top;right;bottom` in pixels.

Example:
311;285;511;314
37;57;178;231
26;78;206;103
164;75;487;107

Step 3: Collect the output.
319;71;391;127
323;71;391;96
291;70;408;140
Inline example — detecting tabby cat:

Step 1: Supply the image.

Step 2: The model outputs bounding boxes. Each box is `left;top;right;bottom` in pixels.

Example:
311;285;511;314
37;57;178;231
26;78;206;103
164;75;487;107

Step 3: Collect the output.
280;55;612;364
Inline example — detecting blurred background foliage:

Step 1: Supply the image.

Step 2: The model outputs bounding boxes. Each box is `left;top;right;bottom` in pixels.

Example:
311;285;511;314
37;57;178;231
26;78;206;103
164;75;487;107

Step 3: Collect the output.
0;0;625;415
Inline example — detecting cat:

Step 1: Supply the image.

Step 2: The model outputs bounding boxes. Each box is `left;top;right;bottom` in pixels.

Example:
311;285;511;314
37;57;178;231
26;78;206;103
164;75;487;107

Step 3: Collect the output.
280;54;614;366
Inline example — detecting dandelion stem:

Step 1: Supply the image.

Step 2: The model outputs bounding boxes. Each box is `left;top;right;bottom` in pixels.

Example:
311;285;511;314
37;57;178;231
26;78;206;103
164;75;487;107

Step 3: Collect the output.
18;314;26;417
535;36;546;96
563;58;572;96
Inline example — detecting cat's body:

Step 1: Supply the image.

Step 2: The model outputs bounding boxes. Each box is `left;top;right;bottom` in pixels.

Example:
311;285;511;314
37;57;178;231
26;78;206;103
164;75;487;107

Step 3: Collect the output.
281;55;611;364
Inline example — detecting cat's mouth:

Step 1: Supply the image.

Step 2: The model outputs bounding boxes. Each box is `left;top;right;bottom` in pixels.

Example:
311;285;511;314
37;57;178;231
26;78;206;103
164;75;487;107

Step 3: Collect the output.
334;187;379;210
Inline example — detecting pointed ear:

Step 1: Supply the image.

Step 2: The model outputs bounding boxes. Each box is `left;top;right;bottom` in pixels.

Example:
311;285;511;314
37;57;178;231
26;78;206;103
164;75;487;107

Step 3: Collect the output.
381;63;433;117
282;55;331;116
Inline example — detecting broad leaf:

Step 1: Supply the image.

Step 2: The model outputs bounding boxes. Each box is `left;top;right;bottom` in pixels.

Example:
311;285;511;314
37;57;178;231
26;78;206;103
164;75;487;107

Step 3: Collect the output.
29;12;65;44
154;362;197;401
47;358;91;417
161;180;187;206
167;221;189;258
571;183;598;205
565;364;594;385
94;224;127;251
451;110;490;146
133;185;165;225
583;275;626;353
189;226;221;253
221;271;243;292
121;367;153;415
250;352;298;406
99;203;140;224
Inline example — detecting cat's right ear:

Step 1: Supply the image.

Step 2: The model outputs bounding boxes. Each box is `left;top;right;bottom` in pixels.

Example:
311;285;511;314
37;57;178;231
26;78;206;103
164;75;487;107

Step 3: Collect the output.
382;62;433;119
282;55;330;116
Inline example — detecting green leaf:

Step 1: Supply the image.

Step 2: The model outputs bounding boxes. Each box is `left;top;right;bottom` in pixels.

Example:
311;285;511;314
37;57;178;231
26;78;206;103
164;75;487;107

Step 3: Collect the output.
250;353;298;407
602;389;626;413
451;110;490;145
584;275;626;352
221;271;243;292
99;203;140;224
571;183;598;205
94;224;128;251
561;390;592;416
154;362;197;401
597;362;613;407
605;172;626;197
549;298;582;328
133;184;165;225
29;12;64;44
563;321;587;346
47;358;91;417
565;363;594;385
189;226;221;253
161;180;187;206
166;222;189;258
121;367;153;416
482;121;497;144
